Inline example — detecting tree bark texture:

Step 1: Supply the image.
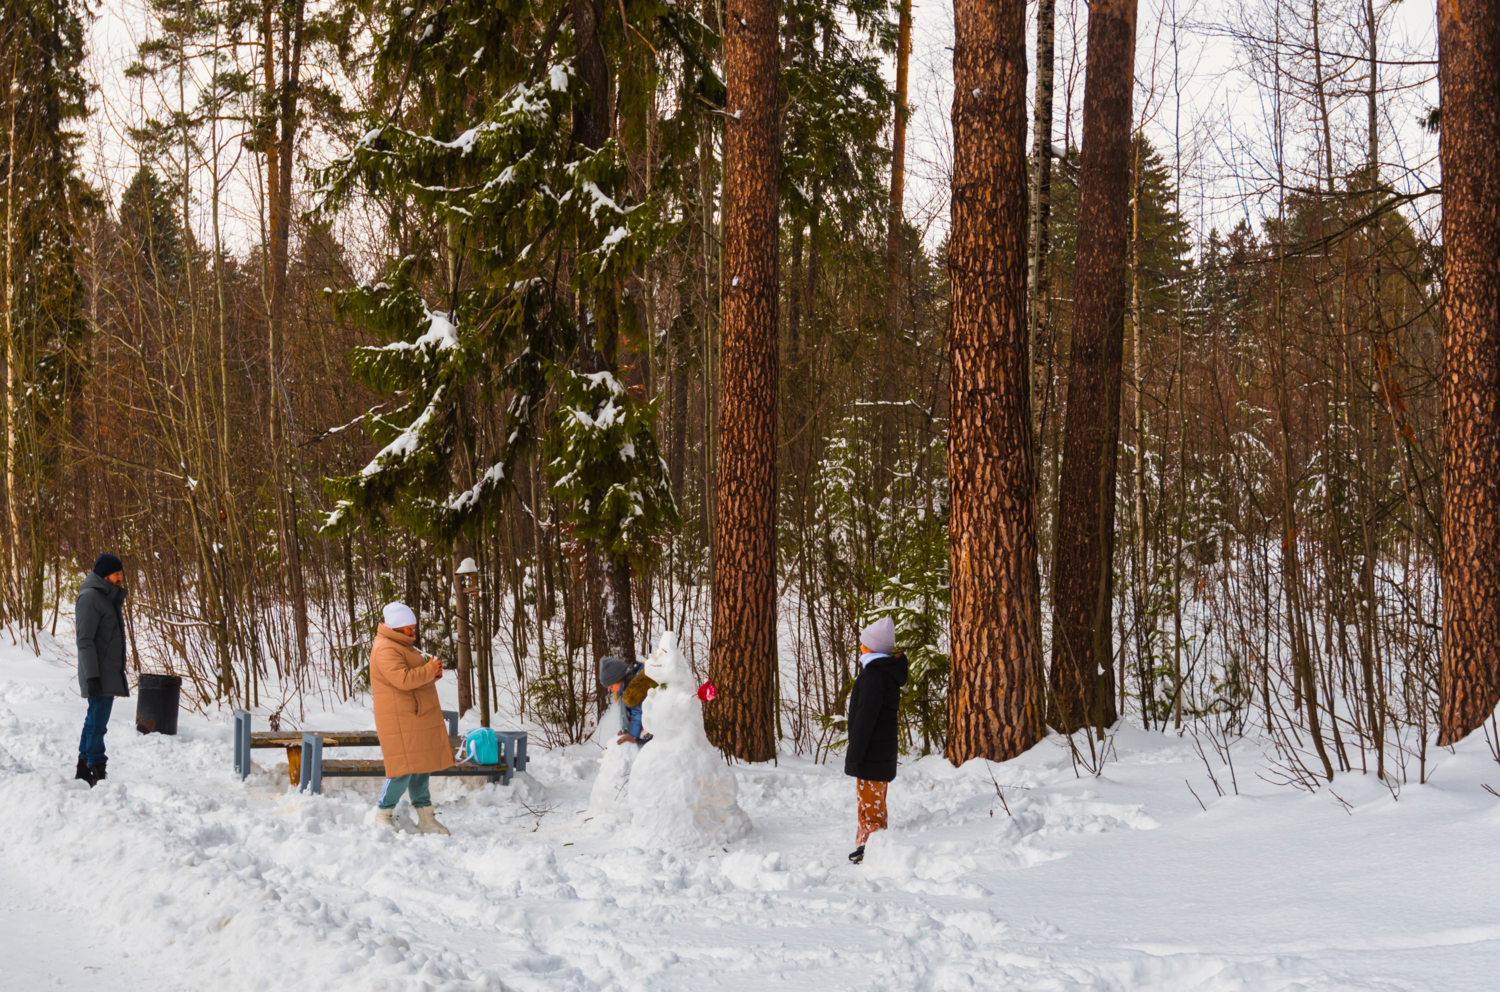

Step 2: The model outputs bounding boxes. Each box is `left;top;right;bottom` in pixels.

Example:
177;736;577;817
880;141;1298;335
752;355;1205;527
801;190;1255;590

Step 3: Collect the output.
944;0;1043;765
705;0;780;763
1049;0;1136;733
452;546;475;718
878;0;913;474
1028;0;1056;450
570;0;638;684
571;0;611;155
1439;0;1500;745
603;551;637;666
262;0;310;671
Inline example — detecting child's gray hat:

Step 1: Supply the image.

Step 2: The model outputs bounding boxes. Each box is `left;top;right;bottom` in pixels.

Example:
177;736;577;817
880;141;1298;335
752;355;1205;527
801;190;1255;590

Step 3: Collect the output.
599;656;630;686
860;616;896;654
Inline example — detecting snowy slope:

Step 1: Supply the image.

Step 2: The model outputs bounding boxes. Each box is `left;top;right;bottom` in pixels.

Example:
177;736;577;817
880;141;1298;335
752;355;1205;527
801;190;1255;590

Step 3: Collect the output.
2;634;1498;992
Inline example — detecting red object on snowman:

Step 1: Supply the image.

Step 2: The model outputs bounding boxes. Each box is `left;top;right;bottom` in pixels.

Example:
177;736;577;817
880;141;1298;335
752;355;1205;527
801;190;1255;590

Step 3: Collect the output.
697;680;717;702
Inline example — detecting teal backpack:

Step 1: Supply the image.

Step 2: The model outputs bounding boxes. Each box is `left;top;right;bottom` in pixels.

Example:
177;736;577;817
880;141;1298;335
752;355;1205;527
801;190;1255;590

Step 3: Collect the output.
458;727;500;765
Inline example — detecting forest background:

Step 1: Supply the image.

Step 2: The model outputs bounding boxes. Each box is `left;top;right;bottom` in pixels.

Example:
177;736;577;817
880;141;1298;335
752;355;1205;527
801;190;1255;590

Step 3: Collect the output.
0;0;1450;788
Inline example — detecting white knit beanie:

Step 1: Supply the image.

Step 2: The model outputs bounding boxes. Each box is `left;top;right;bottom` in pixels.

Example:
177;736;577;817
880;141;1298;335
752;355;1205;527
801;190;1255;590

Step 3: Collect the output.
383;602;417;629
859;616;896;655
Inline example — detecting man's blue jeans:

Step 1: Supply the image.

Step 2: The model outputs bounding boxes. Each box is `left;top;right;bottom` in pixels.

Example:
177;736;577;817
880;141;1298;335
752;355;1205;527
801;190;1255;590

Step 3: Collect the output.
79;696;114;766
378;773;432;810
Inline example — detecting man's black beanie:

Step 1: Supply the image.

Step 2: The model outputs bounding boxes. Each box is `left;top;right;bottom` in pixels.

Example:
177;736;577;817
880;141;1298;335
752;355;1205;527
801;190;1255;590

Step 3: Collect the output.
93;553;123;578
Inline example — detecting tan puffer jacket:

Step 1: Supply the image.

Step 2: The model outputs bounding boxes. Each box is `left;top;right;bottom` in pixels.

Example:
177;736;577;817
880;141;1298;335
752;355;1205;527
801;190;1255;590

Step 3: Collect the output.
370;624;455;778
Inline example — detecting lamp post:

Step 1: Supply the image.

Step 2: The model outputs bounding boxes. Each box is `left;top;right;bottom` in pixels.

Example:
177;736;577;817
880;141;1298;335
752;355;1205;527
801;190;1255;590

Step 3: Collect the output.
455;556;487;727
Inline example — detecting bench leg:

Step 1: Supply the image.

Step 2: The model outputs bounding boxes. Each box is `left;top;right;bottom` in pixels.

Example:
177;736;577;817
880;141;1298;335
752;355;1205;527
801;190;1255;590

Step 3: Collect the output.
496;731;527;775
498;734;515;780
299;734;324;794
234;711;252;780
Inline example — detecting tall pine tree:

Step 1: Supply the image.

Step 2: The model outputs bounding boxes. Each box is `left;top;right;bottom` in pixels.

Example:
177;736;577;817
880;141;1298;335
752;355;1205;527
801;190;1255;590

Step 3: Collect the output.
944;0;1041;764
704;0;783;762
1438;0;1500;744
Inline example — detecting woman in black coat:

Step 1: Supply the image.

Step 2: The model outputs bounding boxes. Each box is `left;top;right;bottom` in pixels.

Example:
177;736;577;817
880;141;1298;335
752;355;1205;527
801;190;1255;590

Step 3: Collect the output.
844;616;908;864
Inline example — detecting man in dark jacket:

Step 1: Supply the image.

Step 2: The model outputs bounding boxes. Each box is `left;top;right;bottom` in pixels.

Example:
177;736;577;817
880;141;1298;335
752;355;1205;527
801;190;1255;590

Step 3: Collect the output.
844;615;908;864
75;553;129;786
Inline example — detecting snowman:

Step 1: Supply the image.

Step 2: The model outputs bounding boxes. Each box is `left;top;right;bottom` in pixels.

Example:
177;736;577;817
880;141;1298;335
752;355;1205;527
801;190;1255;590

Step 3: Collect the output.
612;631;750;847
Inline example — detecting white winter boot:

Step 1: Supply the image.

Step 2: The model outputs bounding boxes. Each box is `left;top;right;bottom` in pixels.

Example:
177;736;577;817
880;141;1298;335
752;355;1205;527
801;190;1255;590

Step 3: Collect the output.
373;808;397;832
414;805;450;836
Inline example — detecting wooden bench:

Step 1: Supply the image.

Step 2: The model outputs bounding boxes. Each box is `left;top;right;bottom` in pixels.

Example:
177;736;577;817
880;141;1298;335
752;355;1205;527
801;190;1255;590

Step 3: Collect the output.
232;710;529;791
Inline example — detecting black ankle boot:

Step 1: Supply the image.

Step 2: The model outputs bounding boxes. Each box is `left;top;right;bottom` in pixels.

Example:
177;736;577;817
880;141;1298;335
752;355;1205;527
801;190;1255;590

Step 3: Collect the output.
89;762;107;782
75;758;97;787
848;845;865;865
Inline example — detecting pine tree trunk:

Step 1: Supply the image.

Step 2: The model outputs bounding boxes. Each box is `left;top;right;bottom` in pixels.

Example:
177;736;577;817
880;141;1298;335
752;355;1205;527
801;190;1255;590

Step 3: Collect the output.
2;56;17;625
1028;0;1056;452
944;0;1042;765
453;544;475;718
1130;140;1150;727
603;551;637;665
262;0;310;672
877;0;913;481
1439;0;1500;745
569;0;633;691
1048;0;1136;733
670;326;688;507
705;0;780;763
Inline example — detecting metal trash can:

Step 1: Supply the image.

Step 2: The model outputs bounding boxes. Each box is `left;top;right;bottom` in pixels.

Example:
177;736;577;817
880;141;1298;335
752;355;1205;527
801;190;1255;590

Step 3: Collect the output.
135;673;182;735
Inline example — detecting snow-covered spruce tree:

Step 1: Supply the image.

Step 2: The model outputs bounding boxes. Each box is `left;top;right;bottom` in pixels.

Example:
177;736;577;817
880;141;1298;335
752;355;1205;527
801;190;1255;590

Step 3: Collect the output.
0;0;92;630
546;369;681;672
313;0;709;708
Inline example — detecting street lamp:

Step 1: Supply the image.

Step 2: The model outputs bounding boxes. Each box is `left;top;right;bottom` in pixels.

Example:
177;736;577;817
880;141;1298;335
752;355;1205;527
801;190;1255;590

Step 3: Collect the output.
456;556;479;594
454;555;488;727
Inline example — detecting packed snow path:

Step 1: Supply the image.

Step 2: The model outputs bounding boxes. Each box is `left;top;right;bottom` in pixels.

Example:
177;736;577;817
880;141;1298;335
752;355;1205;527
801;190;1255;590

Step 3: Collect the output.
2;641;1498;991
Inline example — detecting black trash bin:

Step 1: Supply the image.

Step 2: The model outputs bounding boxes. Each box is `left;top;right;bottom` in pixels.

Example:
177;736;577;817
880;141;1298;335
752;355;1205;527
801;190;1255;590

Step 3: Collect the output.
135;673;182;735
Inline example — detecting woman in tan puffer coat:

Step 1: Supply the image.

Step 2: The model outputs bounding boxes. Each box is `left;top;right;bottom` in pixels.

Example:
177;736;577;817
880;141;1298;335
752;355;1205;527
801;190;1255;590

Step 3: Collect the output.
370;602;455;834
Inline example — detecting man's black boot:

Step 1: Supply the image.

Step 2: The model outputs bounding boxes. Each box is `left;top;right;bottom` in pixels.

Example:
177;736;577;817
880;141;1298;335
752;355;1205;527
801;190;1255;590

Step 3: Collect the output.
89;761;107;782
74;758;97;787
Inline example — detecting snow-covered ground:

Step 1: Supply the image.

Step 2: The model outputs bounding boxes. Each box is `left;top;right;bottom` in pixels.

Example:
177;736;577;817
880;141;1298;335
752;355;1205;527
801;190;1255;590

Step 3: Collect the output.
2;633;1498;991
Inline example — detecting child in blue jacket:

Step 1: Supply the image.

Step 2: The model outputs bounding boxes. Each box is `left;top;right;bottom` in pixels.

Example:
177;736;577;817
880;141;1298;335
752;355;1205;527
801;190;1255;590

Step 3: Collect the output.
599;656;656;744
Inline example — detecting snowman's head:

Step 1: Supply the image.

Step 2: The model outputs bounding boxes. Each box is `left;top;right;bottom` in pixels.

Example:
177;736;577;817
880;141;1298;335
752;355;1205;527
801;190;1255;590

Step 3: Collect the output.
644;631;690;685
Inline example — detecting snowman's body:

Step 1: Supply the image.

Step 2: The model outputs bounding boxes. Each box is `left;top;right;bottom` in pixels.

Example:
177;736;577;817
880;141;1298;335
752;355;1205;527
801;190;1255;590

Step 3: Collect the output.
585;699;638;815
614;631;750;847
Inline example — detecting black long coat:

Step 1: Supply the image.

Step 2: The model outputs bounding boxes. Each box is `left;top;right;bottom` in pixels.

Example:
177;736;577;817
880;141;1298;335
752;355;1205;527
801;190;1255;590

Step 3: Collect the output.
844;653;909;782
76;572;129;698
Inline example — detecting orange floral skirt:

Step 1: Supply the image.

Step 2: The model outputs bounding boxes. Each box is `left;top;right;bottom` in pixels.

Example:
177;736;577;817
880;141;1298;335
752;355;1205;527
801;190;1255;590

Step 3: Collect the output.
856;778;889;846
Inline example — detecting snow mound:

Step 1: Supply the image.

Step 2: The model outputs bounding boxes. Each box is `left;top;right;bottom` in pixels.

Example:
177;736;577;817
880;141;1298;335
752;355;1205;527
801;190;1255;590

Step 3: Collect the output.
620;631;750;848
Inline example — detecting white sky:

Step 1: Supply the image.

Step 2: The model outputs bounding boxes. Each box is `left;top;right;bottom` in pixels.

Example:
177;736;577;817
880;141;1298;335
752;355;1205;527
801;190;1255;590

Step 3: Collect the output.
901;0;1440;251
80;0;1442;262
